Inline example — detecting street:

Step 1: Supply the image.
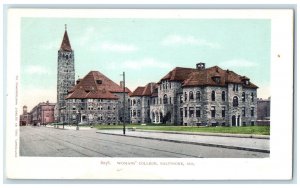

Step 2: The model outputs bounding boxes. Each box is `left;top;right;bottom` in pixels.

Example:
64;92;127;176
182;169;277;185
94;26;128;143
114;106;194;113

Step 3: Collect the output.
20;126;269;158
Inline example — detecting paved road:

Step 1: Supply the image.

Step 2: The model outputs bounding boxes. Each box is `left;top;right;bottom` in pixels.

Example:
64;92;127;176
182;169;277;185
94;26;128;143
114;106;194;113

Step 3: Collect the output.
20;126;269;158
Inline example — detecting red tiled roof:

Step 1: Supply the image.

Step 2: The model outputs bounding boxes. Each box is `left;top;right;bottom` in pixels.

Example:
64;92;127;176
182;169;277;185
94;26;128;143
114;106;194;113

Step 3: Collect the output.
131;83;157;97
66;71;131;100
182;66;258;88
159;67;195;83
60;30;72;52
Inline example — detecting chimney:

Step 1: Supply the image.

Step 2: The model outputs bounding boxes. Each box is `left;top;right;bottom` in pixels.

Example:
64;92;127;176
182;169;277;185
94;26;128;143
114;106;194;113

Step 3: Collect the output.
120;81;124;88
76;79;81;84
196;62;205;70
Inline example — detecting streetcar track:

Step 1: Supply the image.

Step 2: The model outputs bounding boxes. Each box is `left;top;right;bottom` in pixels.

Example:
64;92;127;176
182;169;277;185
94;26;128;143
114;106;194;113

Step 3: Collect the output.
32;127;202;157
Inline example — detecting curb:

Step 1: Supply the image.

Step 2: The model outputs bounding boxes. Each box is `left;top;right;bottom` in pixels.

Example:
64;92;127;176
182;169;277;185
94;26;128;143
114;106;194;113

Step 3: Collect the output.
96;131;270;154
134;129;270;139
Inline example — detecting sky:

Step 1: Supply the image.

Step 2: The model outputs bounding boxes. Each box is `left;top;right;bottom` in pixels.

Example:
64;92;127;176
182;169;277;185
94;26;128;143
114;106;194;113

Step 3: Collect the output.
20;18;271;111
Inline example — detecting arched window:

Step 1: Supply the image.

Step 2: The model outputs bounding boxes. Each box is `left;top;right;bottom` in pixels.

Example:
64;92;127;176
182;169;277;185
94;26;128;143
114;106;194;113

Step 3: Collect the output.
184;92;187;101
233;96;239;107
163;94;168;104
133;99;136;105
211;90;215;101
189;91;194;100
222;91;226;101
196;91;201;101
242;92;245;102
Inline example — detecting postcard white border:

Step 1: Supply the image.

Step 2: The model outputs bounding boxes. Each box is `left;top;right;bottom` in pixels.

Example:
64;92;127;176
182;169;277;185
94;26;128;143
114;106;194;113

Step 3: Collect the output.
6;9;294;180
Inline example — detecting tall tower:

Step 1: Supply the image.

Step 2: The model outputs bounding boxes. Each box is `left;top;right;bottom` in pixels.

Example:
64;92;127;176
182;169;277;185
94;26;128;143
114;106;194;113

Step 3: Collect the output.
57;25;75;122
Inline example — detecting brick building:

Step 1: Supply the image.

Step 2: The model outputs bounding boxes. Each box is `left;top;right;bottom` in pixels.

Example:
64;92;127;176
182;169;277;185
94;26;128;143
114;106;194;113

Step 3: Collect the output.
19;105;31;126
257;98;270;125
29;101;56;125
131;63;258;126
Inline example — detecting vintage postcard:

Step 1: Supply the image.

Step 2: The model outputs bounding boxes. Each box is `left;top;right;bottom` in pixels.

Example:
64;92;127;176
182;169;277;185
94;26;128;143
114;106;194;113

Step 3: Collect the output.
5;9;293;180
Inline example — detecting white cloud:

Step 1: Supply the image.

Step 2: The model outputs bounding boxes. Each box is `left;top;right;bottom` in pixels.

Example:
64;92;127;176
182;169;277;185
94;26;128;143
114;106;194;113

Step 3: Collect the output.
107;58;172;70
161;34;221;49
78;26;97;47
219;59;258;68
24;65;48;75
100;42;138;53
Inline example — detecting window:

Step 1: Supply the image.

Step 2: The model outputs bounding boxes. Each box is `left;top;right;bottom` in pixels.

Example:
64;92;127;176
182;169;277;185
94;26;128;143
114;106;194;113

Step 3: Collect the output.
196;107;201;117
160;98;162;104
189;107;194;117
233;96;239;107
222;91;226;101
108;106;110;110
184;92;187;101
251;107;254;117
137;110;141;117
222;106;225;117
169;82;171;89
211;106;216;118
133;99;136;105
96;80;102;84
180;95;183;103
133;110;136;117
251;93;254;102
180;108;183;117
163;94;168;104
242;92;246;102
137;99;141;105
169;97;172;104
196;91;201;101
148;99;150;106
184;107;187;117
233;84;239;91
189;91;194;100
211;91;215;101
242;107;246;117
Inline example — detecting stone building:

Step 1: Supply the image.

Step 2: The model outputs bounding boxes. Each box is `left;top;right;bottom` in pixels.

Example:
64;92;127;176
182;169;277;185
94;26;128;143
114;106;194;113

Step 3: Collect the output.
65;71;131;125
29;101;56;125
130;83;157;124
132;63;258;126
57;26;75;122
19;105;31;126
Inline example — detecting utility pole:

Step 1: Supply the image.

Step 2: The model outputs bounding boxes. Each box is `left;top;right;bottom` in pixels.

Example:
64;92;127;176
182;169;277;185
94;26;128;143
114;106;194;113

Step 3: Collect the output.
122;72;126;135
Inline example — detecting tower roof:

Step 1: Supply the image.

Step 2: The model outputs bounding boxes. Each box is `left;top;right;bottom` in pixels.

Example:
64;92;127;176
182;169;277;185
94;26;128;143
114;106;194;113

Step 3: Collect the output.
60;26;72;52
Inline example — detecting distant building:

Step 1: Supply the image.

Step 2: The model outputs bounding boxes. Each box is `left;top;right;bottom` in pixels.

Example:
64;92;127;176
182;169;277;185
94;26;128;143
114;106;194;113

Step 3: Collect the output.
257;97;270;125
29;101;56;125
131;63;258;126
65;71;131;125
19;105;31;126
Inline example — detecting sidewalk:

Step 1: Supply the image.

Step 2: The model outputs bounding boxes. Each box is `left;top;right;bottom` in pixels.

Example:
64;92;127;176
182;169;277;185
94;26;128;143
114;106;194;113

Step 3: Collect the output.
96;129;270;153
45;125;92;130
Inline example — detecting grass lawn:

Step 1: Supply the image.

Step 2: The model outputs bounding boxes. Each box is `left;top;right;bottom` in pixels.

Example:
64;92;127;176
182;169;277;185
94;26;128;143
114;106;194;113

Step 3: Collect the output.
95;124;270;135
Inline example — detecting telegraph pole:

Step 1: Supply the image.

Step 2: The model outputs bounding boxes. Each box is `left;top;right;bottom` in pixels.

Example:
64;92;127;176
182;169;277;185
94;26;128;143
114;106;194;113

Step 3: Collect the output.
123;72;126;135
122;72;126;135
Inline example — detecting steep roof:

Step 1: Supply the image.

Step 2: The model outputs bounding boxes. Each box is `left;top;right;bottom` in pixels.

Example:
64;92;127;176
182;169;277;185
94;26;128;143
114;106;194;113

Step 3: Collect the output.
182;66;258;88
159;67;195;83
60;30;72;52
131;82;157;97
66;71;131;100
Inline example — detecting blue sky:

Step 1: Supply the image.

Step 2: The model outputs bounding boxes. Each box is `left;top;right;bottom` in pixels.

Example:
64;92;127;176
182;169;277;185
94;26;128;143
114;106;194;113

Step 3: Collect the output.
21;18;271;110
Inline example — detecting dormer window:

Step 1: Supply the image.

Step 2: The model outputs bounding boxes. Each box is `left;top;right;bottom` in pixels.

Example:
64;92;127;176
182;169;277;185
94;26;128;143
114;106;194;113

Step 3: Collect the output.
96;80;102;84
245;80;249;85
